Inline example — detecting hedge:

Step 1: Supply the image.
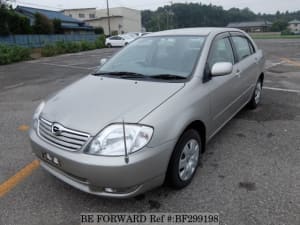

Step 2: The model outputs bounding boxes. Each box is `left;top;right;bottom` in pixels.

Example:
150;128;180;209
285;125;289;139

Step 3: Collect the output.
41;35;106;57
0;44;31;65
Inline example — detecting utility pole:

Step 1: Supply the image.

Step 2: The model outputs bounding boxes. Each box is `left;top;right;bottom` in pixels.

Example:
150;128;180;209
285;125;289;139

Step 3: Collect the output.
106;0;111;35
166;1;173;30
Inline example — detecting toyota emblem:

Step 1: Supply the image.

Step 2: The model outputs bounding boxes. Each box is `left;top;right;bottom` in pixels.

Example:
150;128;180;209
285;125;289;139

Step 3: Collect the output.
51;123;63;136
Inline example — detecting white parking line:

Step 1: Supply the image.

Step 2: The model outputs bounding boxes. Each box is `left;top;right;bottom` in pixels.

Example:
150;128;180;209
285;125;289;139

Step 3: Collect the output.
265;61;284;69
264;86;300;93
4;82;24;90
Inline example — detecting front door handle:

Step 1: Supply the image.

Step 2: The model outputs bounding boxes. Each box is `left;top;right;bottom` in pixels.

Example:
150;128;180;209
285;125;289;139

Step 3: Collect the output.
235;70;241;77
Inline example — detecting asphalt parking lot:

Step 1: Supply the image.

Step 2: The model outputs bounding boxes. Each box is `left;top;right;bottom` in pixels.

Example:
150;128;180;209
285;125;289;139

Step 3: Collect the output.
0;39;299;225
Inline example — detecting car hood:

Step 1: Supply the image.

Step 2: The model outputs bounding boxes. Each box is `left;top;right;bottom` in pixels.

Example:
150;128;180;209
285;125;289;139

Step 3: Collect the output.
41;75;184;136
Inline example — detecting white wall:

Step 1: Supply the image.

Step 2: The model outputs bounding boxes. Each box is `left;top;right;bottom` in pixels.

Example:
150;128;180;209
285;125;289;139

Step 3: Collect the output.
63;7;142;35
63;8;96;21
86;17;124;35
120;8;142;33
289;23;300;33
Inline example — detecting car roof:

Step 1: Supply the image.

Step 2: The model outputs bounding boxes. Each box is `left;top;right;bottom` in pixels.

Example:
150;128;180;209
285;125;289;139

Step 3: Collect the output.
146;27;243;37
120;34;134;38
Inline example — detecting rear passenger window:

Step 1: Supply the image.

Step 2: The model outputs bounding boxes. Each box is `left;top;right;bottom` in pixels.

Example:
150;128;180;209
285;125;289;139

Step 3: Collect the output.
208;37;234;70
231;36;252;61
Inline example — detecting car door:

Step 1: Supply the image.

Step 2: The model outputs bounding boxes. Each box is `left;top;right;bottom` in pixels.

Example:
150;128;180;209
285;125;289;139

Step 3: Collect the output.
119;37;126;46
113;36;121;46
205;33;243;134
230;33;259;104
109;36;118;46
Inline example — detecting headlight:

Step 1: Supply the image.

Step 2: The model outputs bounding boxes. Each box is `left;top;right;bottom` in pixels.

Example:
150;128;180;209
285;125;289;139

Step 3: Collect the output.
86;124;153;156
32;101;45;130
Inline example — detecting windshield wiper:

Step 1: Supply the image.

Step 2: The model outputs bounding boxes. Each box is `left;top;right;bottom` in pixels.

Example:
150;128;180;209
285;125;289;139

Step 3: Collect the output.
149;74;186;80
92;72;186;80
92;71;147;78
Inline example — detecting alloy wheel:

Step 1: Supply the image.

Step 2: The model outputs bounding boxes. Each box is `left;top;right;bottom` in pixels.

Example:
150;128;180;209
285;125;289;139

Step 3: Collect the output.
178;139;200;181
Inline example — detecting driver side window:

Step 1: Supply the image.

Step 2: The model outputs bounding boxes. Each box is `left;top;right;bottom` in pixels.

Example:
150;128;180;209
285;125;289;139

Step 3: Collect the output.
208;37;234;70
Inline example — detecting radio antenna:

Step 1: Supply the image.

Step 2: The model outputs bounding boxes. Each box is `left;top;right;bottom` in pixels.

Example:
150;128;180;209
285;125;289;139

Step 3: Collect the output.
122;120;129;164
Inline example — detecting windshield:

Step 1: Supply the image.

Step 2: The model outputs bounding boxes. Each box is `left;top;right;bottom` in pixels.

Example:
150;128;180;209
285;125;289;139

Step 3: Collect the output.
98;35;206;79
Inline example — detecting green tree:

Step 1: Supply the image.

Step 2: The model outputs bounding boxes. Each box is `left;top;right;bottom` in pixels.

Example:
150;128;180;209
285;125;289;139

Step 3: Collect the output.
271;20;288;32
53;18;62;34
33;13;53;34
7;11;31;34
94;27;104;34
0;4;9;35
142;3;257;32
141;3;300;32
0;4;31;35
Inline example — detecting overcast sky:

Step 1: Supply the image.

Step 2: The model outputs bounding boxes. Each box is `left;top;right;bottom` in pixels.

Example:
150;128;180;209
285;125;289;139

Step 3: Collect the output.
15;0;300;14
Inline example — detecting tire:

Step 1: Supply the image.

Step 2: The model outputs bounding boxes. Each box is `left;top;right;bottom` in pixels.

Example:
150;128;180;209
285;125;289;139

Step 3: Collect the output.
124;42;128;46
248;78;263;109
107;43;112;48
167;129;202;189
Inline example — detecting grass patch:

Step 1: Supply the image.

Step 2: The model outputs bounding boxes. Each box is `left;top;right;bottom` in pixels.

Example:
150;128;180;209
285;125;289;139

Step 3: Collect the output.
251;34;300;39
0;44;31;65
41;35;106;57
0;35;106;65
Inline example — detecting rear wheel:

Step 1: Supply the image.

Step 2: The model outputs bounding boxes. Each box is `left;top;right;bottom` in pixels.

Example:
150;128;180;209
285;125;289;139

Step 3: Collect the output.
167;129;202;189
107;43;112;48
248;78;263;109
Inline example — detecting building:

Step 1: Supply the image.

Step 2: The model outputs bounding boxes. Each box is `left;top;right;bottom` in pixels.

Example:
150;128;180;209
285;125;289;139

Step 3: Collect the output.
288;19;300;34
62;7;142;35
61;8;97;20
16;6;93;34
227;21;272;32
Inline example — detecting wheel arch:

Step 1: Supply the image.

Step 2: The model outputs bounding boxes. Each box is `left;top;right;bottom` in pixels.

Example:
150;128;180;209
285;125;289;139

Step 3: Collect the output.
165;120;206;185
259;72;264;85
183;120;206;153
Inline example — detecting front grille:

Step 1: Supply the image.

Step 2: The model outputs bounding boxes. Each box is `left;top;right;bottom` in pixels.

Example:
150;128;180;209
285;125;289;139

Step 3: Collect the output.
38;117;90;151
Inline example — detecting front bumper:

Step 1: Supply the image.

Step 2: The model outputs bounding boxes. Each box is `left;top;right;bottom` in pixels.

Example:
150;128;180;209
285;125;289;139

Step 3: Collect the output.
30;129;175;198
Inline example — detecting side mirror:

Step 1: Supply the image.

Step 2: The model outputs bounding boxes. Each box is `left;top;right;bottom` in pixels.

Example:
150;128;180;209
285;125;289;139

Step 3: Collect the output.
211;62;233;76
100;58;107;66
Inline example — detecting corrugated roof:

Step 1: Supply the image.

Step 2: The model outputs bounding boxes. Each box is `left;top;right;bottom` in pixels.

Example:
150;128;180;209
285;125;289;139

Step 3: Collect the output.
288;19;300;24
16;5;83;24
227;21;272;28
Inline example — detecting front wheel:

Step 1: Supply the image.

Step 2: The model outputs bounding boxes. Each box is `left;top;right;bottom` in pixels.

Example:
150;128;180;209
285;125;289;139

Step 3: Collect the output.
167;129;202;189
248;78;263;109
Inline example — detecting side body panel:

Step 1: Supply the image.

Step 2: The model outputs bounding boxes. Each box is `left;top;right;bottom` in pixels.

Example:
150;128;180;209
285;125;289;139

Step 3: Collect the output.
142;29;264;150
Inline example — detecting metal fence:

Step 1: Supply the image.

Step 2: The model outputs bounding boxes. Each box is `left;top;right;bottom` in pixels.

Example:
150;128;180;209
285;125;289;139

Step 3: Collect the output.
0;34;99;48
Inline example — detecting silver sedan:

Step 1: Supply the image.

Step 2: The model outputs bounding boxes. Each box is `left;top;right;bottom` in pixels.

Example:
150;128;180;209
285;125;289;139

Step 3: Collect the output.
30;27;265;198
